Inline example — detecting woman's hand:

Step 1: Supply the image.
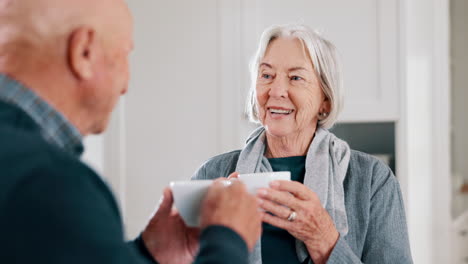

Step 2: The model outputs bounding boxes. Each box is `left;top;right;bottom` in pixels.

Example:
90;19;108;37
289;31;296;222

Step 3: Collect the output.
257;180;339;264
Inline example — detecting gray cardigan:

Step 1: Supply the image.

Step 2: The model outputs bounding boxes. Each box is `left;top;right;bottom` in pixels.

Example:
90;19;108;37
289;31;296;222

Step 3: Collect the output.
192;149;413;263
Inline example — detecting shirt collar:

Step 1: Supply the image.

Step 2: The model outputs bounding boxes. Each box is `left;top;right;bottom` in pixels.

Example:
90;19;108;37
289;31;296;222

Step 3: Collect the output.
0;74;84;157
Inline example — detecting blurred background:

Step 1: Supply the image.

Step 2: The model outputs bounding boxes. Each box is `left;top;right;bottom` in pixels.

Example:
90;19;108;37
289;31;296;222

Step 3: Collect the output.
81;0;467;263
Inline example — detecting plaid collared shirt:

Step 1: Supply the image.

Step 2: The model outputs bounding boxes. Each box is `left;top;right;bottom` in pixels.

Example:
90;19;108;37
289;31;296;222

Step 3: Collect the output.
0;74;84;157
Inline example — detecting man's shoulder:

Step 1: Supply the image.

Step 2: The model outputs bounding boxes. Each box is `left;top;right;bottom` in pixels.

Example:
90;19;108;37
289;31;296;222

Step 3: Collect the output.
0;121;78;168
0;122;52;169
0;129;128;263
0;103;54;160
0;123;106;206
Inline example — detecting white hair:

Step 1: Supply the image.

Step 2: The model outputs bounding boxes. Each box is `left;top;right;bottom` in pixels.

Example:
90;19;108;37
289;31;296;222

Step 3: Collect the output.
246;23;343;129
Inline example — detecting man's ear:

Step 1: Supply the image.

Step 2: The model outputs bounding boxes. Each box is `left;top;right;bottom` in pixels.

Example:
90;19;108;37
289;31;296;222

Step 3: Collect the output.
68;27;96;80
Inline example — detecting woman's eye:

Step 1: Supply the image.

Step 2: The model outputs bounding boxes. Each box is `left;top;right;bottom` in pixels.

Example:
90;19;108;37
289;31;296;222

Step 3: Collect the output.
261;73;272;79
291;76;302;81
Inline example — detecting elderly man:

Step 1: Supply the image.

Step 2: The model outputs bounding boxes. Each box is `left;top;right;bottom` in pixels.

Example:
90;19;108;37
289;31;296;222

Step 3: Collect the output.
0;0;262;263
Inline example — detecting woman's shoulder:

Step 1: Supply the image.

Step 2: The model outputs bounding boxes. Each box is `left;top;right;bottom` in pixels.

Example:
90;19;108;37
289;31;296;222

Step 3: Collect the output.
347;150;398;195
208;149;242;164
349;150;391;172
191;150;241;180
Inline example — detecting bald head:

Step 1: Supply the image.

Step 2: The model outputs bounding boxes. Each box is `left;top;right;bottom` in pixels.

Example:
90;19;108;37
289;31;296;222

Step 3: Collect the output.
0;0;134;136
0;0;131;61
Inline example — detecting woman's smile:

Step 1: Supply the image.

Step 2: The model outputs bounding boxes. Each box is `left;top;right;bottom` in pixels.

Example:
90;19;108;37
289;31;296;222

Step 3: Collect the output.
267;106;295;120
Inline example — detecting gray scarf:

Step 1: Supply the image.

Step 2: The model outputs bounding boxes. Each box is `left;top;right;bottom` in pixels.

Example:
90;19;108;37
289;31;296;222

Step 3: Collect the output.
235;126;351;264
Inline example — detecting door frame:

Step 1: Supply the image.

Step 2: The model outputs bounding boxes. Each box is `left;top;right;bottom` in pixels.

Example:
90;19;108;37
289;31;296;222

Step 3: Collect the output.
396;0;452;263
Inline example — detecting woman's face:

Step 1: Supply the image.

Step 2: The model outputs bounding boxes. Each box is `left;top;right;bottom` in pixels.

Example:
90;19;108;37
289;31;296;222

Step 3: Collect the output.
256;37;329;139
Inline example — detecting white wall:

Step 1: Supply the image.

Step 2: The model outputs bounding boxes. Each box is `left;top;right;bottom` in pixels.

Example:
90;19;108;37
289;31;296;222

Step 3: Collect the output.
111;0;223;237
86;1;452;263
82;135;104;176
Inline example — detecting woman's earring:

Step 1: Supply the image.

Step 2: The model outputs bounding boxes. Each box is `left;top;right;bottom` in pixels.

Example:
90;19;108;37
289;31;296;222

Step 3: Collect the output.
318;112;329;120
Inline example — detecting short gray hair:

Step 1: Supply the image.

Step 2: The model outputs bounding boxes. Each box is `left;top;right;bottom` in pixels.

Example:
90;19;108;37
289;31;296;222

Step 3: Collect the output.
246;24;343;129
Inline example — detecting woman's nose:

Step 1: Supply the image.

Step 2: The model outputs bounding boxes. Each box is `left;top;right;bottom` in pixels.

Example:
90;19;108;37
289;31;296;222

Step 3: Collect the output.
268;77;289;98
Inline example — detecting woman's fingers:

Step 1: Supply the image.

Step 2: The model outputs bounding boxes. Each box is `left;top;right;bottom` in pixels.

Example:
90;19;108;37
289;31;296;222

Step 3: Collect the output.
262;212;292;230
258;198;292;219
257;187;300;210
269;180;318;201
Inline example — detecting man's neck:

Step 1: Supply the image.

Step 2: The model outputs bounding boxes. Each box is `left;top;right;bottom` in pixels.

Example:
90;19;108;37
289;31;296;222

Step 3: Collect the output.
0;61;89;136
0;73;85;156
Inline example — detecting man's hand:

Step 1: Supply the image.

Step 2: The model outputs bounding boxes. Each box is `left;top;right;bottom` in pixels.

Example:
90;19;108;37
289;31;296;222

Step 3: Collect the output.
142;187;200;264
200;175;263;251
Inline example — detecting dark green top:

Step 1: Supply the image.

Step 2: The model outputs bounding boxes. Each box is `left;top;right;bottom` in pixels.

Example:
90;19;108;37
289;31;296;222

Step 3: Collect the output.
261;156;307;264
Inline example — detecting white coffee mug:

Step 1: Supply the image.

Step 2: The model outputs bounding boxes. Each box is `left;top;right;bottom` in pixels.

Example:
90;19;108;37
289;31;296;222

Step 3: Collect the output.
238;171;291;194
170;171;291;227
170;180;213;227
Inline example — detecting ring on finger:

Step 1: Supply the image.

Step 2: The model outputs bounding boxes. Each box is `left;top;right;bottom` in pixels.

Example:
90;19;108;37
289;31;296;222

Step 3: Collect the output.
287;211;297;222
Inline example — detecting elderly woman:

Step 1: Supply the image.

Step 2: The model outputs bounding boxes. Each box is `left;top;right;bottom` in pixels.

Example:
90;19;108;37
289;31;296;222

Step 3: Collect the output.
192;24;412;264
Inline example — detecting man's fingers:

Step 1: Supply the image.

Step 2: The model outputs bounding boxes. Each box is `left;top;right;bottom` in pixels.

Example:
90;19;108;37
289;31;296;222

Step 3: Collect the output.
210;178;229;191
230;179;251;195
187;226;201;237
212;177;245;190
227;172;239;179
203;179;227;205
157;187;174;215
